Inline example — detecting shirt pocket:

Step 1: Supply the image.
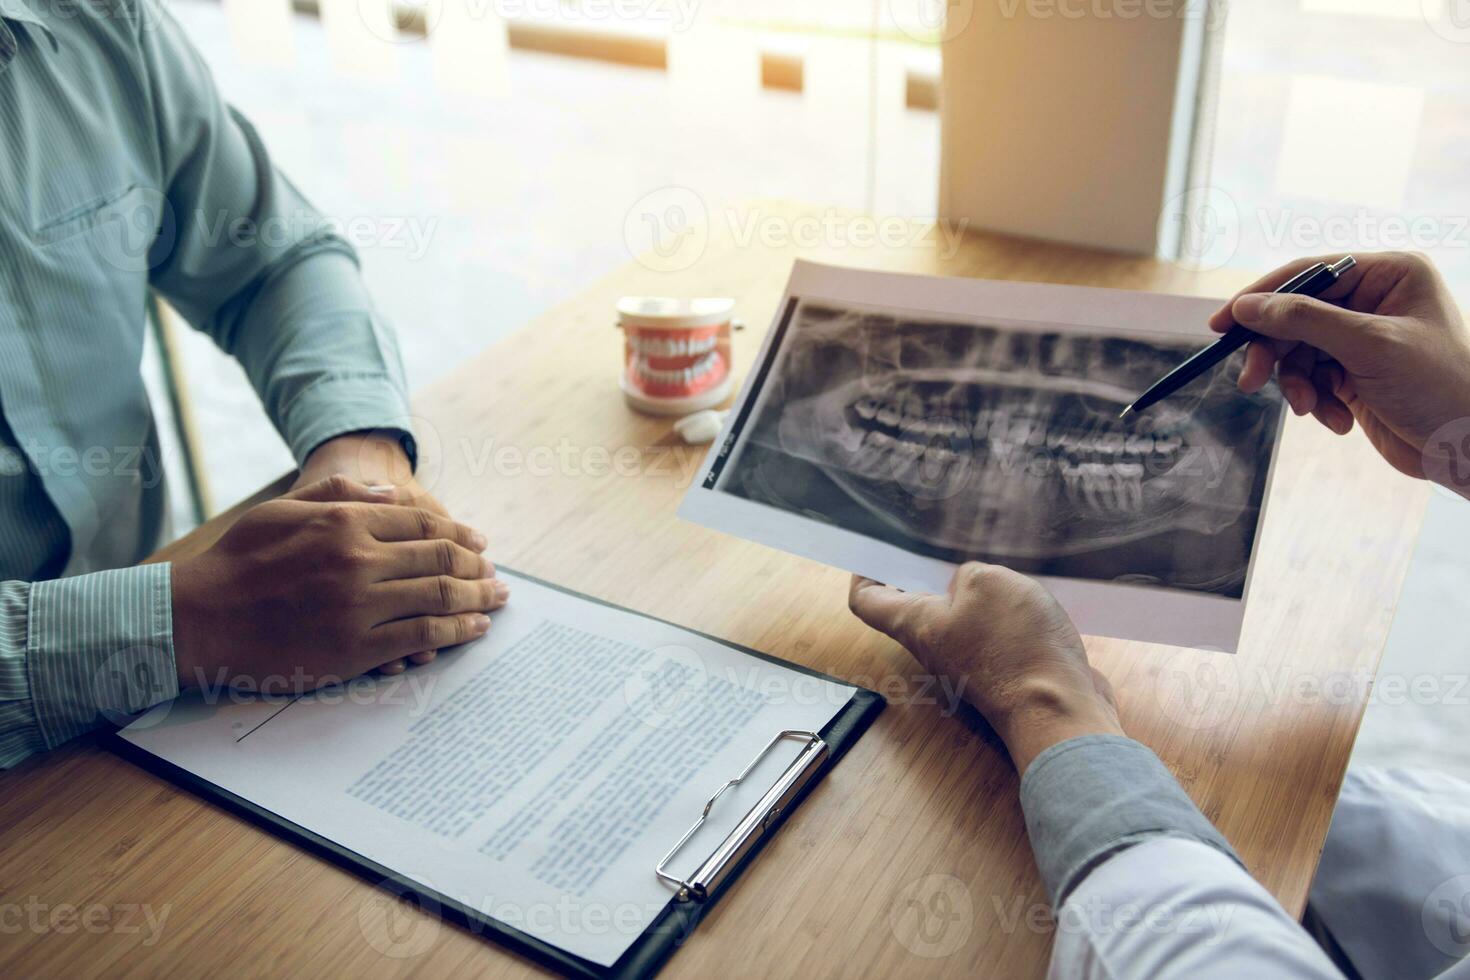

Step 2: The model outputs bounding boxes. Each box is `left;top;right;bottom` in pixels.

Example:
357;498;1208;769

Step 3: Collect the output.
31;182;152;242
30;184;168;276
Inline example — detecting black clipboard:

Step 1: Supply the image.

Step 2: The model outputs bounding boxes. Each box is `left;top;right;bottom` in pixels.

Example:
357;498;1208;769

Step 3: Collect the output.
109;569;885;979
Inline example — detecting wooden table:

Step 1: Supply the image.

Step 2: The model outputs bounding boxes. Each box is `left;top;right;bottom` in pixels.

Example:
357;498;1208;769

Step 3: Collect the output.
0;202;1428;978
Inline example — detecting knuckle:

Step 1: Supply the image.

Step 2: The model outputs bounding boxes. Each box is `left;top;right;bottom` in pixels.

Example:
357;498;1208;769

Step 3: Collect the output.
436;538;458;574
446;523;469;549
414;618;440;650
434;574;458;613
341;545;375;572
960;562;999;590
414;508;438;540
322;501;355;527
323;474;357;498
1270;293;1308;319
909;618;943;654
1400;250;1433;274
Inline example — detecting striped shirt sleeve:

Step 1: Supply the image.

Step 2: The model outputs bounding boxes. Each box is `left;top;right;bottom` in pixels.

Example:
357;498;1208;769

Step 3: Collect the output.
136;0;414;468
0;563;177;769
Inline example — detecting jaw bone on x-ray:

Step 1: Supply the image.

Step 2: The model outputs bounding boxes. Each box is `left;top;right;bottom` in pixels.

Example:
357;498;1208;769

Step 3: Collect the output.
718;301;1282;600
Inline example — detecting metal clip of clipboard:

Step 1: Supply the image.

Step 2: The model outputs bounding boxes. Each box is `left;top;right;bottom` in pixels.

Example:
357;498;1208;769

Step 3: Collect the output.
655;730;829;903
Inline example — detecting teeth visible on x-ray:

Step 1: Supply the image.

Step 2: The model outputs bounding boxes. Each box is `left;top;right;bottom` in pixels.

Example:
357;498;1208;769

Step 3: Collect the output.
731;302;1282;596
867;370;1215;532
1060;459;1147;512
842;390;1188;480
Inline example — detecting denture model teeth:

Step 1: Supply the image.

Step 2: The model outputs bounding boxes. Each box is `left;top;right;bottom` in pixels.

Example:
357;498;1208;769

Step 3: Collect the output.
625;334;720;357
624;328;729;399
634;351;722;387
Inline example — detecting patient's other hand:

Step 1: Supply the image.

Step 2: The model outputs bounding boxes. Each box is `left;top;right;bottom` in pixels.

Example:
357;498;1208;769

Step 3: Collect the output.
294;430;475;672
848;564;1121;773
172;477;508;695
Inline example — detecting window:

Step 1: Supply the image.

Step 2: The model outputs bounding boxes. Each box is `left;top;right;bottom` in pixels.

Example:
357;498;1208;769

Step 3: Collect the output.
171;0;939;508
1201;0;1470;300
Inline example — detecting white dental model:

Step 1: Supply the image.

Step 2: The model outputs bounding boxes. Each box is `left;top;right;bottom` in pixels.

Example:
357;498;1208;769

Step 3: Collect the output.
617;297;735;415
673;409;729;445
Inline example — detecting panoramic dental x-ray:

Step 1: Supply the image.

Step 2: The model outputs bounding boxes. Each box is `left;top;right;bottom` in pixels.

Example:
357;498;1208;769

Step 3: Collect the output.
681;263;1287;648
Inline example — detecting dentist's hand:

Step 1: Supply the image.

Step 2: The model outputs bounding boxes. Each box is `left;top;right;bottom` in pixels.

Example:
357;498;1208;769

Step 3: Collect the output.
1210;252;1470;486
849;565;1121;774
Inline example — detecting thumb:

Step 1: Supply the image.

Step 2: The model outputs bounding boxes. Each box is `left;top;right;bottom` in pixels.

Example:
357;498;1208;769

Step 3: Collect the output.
1231;292;1383;370
848;575;937;645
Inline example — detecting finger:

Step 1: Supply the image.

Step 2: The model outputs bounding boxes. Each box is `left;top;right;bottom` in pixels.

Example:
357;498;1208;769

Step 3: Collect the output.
1237;339;1280;394
371;613;492;658
377;658;408;675
1278;374;1317;416
1278;344;1320;416
362;506;488;552
378;538;493;582
1208;254;1366;332
1331;367;1357;408
1230;293;1383;374
413;493;451;517
408;650;438;666
372;575;506;623
1312;360;1348;401
286;474;403;505
1312;396;1355;436
1335;251;1448;315
1310;363;1355;435
848;576;901;632
385;482;451;517
848;575;937;643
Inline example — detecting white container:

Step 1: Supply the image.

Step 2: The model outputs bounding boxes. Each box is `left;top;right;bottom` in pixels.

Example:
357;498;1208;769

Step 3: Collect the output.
617;297;735;416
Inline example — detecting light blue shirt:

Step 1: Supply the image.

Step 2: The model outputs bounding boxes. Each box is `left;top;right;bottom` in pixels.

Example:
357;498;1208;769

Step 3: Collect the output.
0;0;412;767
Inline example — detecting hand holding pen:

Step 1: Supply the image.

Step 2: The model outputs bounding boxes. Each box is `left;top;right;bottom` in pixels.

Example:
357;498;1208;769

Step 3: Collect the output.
1122;256;1357;419
1207;252;1470;483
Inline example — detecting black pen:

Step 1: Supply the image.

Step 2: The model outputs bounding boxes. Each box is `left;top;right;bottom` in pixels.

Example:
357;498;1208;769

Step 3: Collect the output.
1119;255;1358;419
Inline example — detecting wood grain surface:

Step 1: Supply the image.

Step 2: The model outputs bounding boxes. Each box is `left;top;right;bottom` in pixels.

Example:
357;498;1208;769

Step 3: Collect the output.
0;202;1428;978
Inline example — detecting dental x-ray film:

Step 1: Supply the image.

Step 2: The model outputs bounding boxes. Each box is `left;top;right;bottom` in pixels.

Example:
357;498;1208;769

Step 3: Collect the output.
679;262;1286;650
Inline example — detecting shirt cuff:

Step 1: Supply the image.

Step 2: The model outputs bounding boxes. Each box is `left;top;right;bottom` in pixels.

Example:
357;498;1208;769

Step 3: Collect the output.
26;563;179;750
1019;734;1244;905
0;701;45;768
280;373;417;470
